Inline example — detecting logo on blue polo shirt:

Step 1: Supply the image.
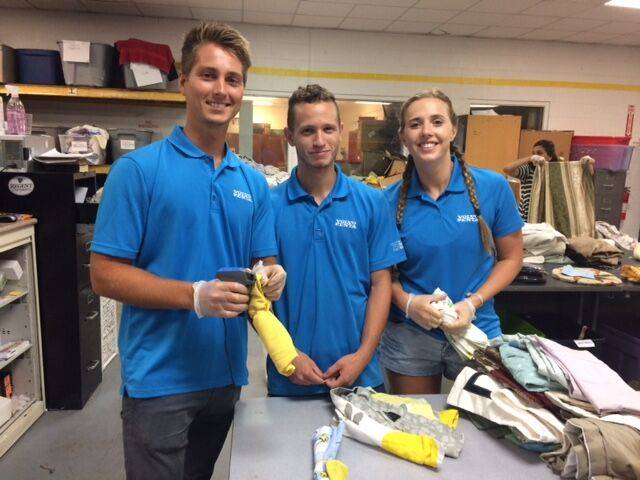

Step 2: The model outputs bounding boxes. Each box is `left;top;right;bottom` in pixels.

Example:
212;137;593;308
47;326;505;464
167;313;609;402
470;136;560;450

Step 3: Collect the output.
233;189;253;202
391;240;404;252
335;219;358;229
457;214;478;223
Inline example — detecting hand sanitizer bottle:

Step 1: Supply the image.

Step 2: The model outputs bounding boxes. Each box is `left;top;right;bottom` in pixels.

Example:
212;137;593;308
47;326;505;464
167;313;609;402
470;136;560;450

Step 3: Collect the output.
5;85;27;135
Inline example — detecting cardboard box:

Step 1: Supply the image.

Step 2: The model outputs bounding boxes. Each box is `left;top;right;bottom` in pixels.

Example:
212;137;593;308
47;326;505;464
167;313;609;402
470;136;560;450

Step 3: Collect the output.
464;115;521;172
0;45;16;84
506;175;521;203
380;173;403;188
519;130;574;162
362;150;389;176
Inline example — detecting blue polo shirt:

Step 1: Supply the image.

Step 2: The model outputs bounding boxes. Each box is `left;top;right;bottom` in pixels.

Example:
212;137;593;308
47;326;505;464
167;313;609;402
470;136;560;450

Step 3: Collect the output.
269;167;406;396
385;158;523;340
91;126;277;398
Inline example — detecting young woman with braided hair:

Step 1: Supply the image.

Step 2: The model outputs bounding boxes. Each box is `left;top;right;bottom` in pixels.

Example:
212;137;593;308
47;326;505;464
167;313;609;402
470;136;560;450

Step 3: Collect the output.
378;90;524;394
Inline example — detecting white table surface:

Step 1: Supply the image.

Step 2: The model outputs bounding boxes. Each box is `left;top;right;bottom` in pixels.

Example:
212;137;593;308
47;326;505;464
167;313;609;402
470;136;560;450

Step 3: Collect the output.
229;394;558;479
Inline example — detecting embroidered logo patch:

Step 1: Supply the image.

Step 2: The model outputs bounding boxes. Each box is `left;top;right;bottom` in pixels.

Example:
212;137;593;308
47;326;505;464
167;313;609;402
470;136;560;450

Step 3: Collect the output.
457;214;478;223
335;219;358;229
233;190;253;202
391;240;404;252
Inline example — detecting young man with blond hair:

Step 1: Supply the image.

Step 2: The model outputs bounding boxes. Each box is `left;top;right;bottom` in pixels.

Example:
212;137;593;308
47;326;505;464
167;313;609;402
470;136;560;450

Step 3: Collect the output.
91;22;285;479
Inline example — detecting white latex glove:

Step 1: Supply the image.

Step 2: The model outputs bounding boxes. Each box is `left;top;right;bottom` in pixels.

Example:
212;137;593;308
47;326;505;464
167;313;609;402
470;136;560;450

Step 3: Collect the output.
260;264;287;301
193;279;250;318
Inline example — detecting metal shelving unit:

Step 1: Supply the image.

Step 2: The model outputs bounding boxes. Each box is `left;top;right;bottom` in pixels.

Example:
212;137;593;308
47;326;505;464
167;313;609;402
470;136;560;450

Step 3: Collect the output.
0;220;45;457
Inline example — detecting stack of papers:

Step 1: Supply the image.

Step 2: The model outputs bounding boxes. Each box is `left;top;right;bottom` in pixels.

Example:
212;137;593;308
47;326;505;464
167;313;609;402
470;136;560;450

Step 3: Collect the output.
35;149;91;164
0;340;29;361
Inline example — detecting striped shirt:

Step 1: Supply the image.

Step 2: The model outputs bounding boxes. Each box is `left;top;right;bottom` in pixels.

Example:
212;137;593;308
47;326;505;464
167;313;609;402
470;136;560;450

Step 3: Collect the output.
515;162;535;221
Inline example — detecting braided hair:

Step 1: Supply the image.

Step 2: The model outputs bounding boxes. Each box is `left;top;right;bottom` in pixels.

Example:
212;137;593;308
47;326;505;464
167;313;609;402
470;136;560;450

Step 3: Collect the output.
396;90;495;256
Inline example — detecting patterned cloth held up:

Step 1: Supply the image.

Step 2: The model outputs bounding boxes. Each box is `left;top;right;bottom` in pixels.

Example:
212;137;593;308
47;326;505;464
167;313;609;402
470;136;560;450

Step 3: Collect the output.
527;160;595;238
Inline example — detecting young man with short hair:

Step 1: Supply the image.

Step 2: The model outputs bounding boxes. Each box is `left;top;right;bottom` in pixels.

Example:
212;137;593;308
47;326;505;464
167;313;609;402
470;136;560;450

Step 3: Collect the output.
90;22;285;479
268;84;406;396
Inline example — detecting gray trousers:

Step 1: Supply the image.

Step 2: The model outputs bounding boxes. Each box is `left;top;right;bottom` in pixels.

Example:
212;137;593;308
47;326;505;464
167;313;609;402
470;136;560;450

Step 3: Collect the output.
122;385;241;480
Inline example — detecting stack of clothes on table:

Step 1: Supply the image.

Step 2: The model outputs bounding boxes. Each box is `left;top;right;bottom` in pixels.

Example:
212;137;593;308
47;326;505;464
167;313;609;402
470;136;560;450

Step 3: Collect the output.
447;335;640;479
522;223;569;264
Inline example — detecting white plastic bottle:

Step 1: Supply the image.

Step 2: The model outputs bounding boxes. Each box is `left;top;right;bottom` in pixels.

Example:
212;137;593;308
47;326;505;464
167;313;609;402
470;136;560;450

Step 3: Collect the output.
5;85;27;135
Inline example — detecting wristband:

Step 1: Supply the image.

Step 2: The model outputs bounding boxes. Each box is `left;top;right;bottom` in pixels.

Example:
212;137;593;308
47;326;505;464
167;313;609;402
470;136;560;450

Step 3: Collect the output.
405;293;415;319
472;292;484;307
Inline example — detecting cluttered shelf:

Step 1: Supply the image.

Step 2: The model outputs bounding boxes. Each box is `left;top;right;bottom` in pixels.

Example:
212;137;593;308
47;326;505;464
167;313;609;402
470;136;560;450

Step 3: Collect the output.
0;84;184;105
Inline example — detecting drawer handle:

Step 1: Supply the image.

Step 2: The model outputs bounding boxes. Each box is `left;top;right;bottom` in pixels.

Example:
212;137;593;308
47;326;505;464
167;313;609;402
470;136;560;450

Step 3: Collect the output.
86;360;100;371
82;263;90;270
84;241;92;250
85;310;99;322
599;207;612;212
602;184;615;188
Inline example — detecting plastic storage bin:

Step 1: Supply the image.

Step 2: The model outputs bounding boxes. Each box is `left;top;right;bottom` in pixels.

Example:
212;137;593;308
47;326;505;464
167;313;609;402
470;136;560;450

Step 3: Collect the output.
15;49;64;85
569;144;634;171
600;322;640;383
122;64;168;90
108;128;153;163
57;42;115;87
572;136;631;146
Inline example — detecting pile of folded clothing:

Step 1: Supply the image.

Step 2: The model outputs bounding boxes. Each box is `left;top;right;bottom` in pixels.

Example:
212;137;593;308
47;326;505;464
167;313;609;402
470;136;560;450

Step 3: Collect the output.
522;223;569;264
596;220;638;251
565;236;623;268
448;335;640;479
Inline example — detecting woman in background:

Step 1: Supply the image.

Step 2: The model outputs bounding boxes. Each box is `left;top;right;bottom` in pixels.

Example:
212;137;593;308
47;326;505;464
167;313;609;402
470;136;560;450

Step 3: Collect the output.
503;139;558;220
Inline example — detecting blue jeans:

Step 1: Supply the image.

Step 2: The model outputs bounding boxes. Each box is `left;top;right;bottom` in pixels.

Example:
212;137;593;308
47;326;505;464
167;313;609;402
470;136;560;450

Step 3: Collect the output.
121;385;241;480
378;321;469;379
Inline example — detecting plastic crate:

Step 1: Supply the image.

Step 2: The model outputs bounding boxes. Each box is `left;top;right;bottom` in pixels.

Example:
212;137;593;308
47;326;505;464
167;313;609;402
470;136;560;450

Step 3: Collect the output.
57;42;115;87
122;63;168;90
108;128;153;163
600;322;640;383
15;49;64;85
570;144;634;171
572;135;631;146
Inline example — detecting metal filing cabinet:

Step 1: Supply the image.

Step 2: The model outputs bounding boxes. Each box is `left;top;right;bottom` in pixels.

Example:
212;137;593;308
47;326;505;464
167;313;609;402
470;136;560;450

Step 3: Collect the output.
594;169;626;228
0;170;101;409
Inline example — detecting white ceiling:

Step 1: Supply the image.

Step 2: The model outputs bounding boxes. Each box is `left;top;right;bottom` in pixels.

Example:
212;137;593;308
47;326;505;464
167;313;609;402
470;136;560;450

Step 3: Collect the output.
6;0;640;46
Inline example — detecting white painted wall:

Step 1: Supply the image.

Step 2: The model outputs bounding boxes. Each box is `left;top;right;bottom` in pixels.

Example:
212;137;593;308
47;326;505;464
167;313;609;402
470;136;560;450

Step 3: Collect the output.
2;9;640;238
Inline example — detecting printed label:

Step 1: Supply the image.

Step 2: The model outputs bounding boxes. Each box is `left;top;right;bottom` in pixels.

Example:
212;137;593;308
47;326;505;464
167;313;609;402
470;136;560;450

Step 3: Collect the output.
8;176;34;196
233;190;253;202
574;339;595;348
120;139;136;150
457;214;478;223
335;219;358;229
70;140;89;153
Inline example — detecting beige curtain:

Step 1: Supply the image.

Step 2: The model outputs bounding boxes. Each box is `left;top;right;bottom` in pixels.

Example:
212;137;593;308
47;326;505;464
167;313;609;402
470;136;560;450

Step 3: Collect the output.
527;160;595;238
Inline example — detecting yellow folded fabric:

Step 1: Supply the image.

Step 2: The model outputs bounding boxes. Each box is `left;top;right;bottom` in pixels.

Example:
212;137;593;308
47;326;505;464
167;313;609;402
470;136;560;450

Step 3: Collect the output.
326;460;349;480
381;431;441;468
438;409;459;429
248;274;298;377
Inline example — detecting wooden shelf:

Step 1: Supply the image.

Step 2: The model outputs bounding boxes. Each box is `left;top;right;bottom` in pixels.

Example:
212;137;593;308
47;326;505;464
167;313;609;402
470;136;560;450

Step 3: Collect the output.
0;84;184;104
88;165;111;174
0;341;31;371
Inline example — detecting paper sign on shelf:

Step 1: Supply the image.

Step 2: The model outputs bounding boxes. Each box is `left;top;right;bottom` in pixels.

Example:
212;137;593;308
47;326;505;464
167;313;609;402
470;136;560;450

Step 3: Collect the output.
61;40;91;63
130;62;163;87
120;139;136;150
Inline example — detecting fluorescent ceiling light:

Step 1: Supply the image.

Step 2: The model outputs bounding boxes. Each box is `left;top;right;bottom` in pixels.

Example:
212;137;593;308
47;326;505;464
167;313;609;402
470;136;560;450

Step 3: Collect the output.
356;101;391;105
470;104;498;109
605;0;640;9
